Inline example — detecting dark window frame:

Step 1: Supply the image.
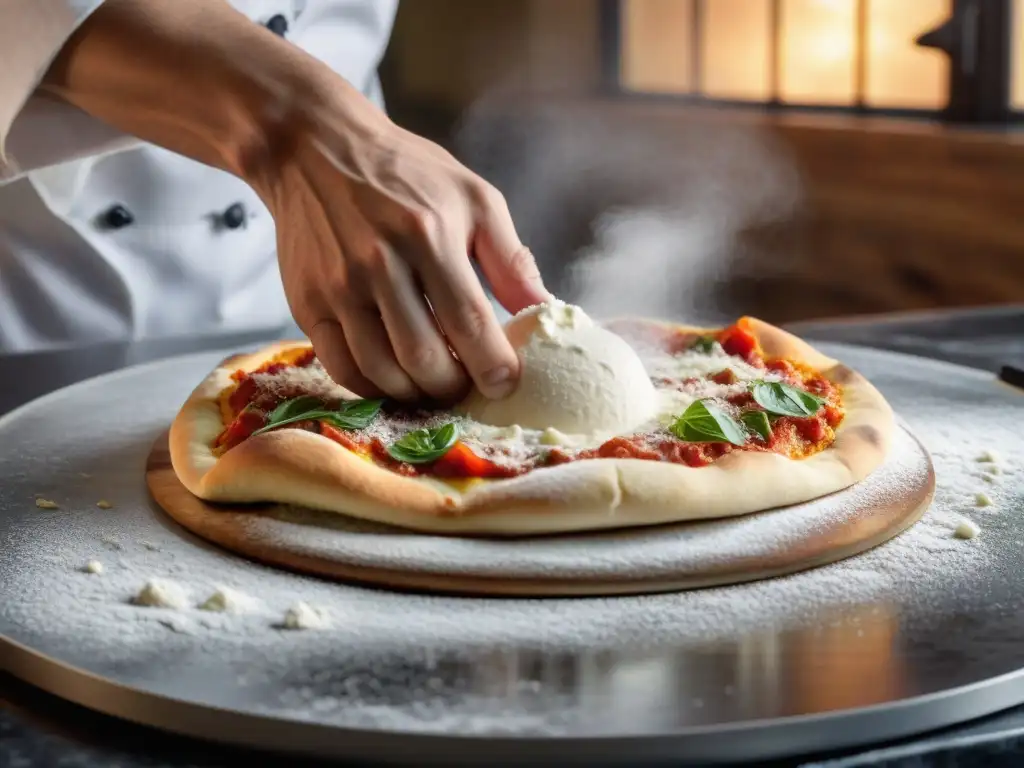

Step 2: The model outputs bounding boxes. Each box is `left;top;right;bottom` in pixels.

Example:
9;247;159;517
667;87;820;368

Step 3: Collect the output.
599;0;1021;124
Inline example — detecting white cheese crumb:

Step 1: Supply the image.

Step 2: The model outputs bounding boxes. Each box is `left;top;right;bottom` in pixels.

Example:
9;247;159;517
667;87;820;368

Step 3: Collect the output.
496;424;524;441
199;587;257;614
34;498;59;509
95;500;113;509
976;450;1001;463
975;492;993;508
133;578;189;610
540;427;577;447
281;601;325;630
954;519;981;540
82;560;104;575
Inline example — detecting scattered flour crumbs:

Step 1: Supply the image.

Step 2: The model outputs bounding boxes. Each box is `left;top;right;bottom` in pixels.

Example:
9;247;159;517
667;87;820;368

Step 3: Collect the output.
1;393;1022;735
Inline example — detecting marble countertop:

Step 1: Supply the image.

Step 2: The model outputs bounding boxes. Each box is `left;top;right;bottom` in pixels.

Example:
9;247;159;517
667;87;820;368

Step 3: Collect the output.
2;304;1022;768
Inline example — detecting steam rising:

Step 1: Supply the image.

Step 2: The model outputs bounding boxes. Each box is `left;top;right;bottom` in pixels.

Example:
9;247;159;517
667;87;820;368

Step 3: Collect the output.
455;98;802;325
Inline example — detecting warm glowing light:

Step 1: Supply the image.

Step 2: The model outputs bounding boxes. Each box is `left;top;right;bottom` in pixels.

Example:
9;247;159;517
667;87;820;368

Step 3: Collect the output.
780;0;857;105
619;0;961;112
1014;0;1024;109
865;0;949;108
700;0;772;100
620;0;693;93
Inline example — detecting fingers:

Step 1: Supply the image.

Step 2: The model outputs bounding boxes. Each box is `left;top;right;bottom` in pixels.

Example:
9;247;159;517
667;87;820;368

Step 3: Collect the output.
369;247;469;401
470;184;551;313
307;319;383;399
410;214;522;400
335;305;422;402
292;144;543;402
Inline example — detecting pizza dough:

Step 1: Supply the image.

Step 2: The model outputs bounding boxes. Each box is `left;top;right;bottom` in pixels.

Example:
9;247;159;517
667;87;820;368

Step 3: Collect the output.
146;424;933;596
167;312;894;537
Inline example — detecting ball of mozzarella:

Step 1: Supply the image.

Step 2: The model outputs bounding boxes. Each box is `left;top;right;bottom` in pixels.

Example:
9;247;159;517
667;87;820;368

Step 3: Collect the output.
459;300;657;436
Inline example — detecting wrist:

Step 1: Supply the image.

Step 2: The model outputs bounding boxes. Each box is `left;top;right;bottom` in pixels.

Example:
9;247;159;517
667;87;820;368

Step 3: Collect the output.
242;61;392;206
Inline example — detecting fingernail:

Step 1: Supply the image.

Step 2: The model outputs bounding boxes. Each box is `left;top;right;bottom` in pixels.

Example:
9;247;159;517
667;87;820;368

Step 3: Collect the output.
483;365;515;398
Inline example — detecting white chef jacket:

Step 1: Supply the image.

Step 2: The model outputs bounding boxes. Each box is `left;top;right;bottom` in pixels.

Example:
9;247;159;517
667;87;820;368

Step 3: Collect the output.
0;0;398;354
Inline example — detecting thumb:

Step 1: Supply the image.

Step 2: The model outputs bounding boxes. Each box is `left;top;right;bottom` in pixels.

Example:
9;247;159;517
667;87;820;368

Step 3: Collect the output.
472;191;552;313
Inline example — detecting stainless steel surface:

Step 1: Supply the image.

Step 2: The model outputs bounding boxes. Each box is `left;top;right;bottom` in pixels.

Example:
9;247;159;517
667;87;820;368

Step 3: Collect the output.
786;304;1024;373
1;343;1023;766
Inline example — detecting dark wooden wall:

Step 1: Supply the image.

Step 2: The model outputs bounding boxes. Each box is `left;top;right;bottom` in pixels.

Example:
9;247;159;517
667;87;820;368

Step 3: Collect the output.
740;112;1024;322
379;1;1024;324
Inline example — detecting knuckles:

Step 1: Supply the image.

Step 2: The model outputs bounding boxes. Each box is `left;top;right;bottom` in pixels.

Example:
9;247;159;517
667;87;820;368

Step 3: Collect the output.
400;207;442;247
446;299;493;343
400;341;444;376
468;180;508;216
506;245;543;282
352;240;393;280
321;274;358;306
348;240;412;290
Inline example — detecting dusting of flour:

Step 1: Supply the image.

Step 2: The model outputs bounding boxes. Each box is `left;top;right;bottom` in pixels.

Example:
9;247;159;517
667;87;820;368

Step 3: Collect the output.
0;347;1022;737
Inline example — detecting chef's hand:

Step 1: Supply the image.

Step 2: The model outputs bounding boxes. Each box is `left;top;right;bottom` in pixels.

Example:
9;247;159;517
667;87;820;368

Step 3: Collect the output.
269;115;551;402
41;0;550;401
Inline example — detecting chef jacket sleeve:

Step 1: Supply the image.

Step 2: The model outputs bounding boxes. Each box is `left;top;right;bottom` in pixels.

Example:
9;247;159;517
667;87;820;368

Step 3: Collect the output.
0;0;137;185
289;0;399;108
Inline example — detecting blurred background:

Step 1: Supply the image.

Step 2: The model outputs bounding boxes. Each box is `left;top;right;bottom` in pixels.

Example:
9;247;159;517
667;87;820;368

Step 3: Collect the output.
375;0;1024;326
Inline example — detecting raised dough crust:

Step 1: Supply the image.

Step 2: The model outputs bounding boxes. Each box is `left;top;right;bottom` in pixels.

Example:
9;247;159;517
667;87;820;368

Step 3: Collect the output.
168;318;894;536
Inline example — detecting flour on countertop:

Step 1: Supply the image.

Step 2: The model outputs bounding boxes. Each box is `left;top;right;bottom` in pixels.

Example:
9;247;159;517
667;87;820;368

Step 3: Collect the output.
1;346;1022;737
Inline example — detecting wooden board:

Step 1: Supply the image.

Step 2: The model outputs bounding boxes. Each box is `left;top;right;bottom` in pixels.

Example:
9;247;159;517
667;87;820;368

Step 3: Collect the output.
145;428;935;598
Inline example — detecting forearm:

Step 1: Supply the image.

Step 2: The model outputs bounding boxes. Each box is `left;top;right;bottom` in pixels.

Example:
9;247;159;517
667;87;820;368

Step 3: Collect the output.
39;0;385;190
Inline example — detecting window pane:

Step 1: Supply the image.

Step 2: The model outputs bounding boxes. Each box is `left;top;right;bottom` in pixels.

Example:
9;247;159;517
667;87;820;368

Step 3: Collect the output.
780;0;857;105
1015;0;1024;109
865;0;949;109
620;0;693;93
701;0;772;100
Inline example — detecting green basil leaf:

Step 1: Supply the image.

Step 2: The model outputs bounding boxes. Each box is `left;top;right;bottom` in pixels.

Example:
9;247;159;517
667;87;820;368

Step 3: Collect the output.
750;381;825;418
265;395;323;425
253;397;382;436
692;335;717;353
669;400;746;446
741;410;773;441
387;422;460;464
320;398;385;430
